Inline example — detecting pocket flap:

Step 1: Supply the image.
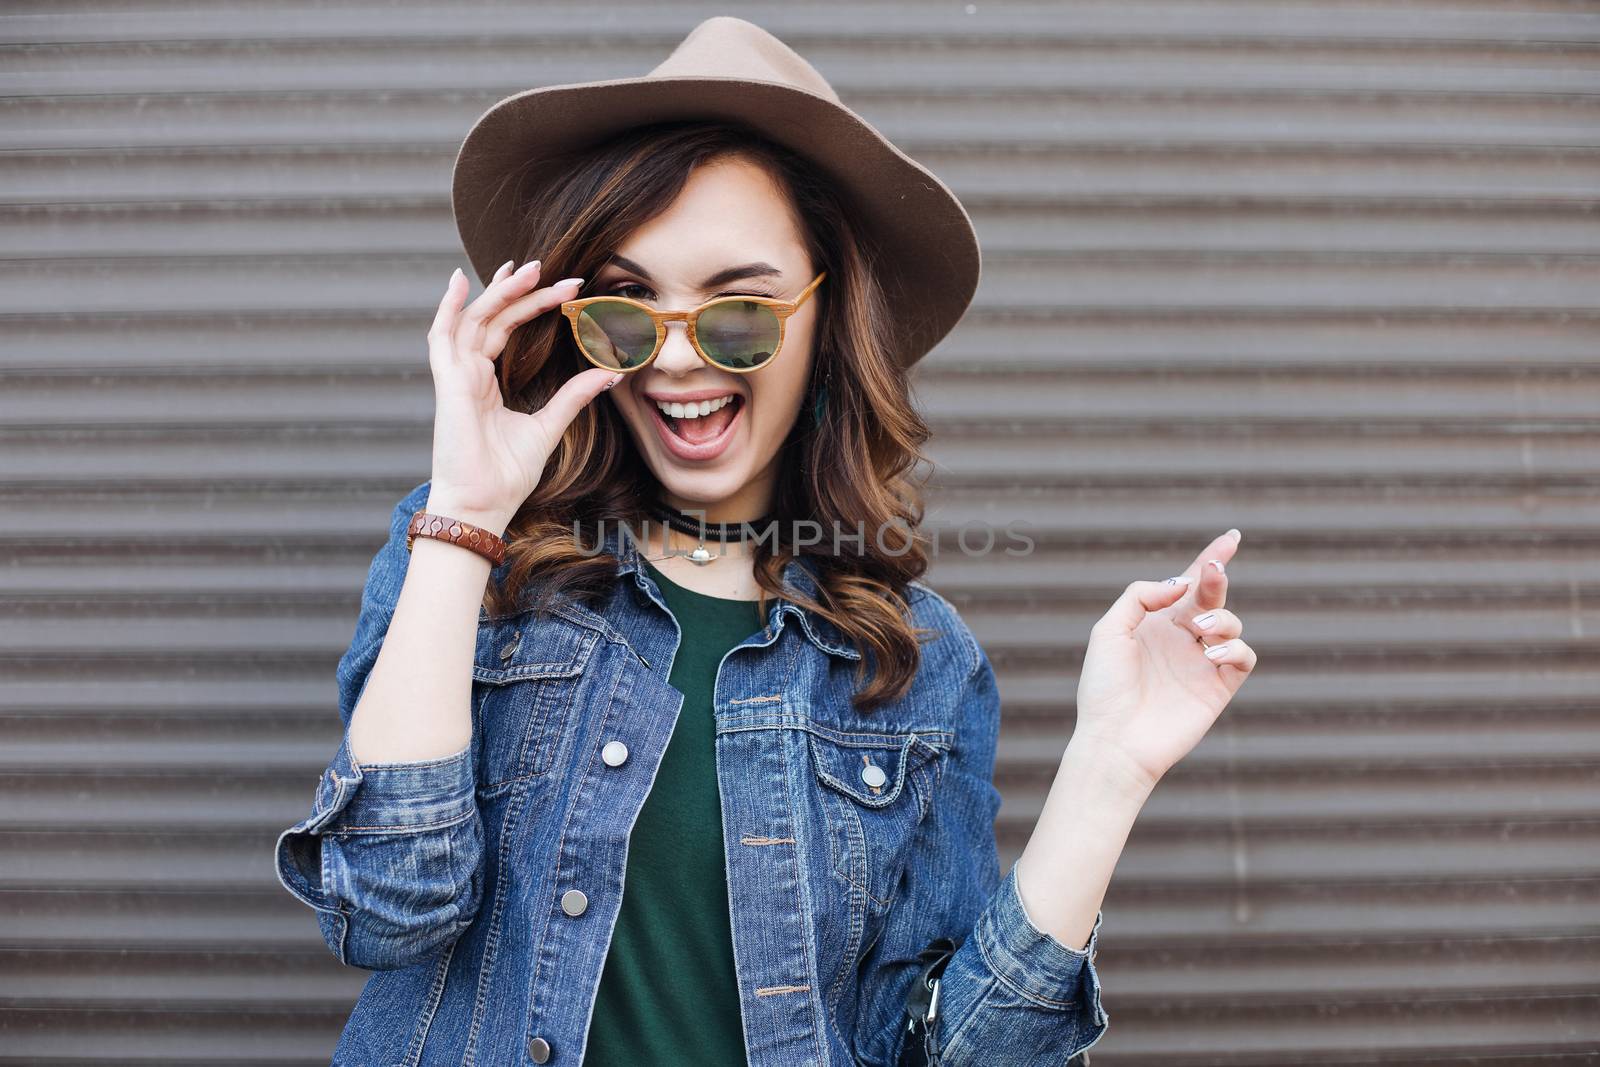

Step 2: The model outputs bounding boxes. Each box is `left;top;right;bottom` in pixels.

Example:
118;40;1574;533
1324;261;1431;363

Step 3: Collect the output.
471;614;595;684
807;728;948;808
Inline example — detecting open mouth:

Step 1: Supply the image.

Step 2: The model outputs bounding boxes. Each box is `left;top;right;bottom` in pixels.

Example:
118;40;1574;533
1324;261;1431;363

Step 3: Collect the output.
653;394;744;446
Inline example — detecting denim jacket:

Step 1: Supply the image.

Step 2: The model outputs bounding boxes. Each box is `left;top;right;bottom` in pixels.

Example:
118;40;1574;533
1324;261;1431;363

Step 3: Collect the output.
274;479;1109;1066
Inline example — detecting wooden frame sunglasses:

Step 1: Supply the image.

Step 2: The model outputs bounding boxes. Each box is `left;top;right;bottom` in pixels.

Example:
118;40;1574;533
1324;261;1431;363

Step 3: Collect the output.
560;270;826;374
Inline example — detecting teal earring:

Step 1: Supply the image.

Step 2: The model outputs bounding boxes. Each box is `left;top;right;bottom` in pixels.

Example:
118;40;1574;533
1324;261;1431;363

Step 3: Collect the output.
811;383;829;425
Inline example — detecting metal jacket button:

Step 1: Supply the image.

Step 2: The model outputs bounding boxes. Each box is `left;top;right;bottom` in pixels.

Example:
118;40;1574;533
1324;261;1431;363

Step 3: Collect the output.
601;740;629;767
561;889;588;917
861;762;888;789
527;1036;551;1063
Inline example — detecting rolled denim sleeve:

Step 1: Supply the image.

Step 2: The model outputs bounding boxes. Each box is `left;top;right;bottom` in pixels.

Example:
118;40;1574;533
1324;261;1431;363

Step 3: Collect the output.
852;620;1109;1066
273;478;487;971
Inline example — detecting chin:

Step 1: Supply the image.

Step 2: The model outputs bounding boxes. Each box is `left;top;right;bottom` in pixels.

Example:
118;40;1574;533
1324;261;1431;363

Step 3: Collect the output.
646;462;753;508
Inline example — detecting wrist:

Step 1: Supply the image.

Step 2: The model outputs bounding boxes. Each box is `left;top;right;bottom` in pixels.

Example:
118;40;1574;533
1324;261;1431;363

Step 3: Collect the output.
422;492;514;539
1061;735;1159;809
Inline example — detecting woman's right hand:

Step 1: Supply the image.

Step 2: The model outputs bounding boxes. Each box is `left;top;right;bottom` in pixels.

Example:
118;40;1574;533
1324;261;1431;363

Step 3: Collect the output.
421;260;623;534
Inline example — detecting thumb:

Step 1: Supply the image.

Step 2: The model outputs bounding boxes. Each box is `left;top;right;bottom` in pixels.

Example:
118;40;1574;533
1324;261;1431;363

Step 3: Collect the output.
1091;575;1194;639
535;367;626;433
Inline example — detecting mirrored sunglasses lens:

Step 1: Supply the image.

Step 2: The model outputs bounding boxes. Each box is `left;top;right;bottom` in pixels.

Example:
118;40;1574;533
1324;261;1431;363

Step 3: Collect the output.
696;300;781;369
576;302;657;369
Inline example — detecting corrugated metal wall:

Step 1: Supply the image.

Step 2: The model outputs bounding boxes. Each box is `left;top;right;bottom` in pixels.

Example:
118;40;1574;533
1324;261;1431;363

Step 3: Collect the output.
3;2;1597;1063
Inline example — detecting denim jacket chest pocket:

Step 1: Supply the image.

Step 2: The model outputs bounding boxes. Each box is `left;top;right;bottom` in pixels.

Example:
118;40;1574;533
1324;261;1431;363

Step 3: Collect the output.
469;611;598;797
806;724;954;912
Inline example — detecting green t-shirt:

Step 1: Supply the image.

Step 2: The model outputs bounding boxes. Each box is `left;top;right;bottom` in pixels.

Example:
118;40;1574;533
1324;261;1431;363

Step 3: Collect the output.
585;561;765;1066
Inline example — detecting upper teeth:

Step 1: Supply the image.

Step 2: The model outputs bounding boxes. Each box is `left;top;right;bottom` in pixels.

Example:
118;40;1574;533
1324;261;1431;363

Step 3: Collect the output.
656;395;734;419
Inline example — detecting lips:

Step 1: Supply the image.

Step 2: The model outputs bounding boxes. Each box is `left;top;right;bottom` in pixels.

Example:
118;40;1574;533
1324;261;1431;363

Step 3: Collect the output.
645;393;745;462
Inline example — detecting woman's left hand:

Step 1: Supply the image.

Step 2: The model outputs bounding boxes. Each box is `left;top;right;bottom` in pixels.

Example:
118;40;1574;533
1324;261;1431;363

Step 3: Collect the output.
1071;528;1257;794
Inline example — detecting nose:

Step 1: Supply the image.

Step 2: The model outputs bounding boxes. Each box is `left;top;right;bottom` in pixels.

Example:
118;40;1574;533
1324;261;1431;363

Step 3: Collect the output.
651;320;703;376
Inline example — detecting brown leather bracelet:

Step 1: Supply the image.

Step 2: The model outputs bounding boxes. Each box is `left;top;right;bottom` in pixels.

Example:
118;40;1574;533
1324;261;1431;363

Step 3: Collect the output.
405;509;508;566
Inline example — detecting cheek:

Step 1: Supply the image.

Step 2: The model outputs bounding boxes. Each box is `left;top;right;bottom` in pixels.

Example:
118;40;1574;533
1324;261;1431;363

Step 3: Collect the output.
608;393;656;448
609;392;640;429
748;364;810;444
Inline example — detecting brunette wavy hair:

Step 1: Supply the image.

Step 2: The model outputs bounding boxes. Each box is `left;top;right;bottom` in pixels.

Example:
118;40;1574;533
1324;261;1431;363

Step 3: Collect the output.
475;120;937;711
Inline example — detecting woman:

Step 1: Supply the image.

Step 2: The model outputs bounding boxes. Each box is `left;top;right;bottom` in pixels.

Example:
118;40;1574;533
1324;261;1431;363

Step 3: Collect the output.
274;17;1256;1067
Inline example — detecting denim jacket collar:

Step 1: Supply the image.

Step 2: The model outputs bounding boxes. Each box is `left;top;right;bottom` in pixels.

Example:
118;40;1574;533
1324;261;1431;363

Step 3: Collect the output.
599;518;862;662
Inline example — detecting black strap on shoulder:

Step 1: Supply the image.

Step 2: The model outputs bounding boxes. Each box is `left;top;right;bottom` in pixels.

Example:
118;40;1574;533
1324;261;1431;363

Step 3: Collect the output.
897;935;1094;1066
898;936;960;1067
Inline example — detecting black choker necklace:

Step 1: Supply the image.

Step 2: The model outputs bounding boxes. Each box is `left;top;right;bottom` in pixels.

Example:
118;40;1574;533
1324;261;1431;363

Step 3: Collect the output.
644;500;775;565
645;500;774;542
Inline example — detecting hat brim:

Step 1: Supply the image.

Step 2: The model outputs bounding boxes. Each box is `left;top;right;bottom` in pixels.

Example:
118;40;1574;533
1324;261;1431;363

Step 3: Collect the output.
451;76;979;369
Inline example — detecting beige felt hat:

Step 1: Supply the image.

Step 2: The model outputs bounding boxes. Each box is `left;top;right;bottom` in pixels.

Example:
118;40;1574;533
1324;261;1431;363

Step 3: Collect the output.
450;15;980;369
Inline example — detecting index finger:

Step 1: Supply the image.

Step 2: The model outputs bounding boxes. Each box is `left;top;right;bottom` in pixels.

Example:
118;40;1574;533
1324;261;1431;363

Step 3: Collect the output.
1178;528;1242;611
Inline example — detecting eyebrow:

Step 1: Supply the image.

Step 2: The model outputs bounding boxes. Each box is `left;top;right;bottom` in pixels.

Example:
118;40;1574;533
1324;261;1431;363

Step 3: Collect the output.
605;255;785;291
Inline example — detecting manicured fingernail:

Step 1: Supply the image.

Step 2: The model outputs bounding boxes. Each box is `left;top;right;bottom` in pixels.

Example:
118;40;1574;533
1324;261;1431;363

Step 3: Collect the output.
450;267;463;282
1193;612;1216;629
496;259;514;275
1207;559;1225;574
603;372;624;390
1227;528;1241;541
1204;642;1227;659
556;277;584;288
513;260;542;277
